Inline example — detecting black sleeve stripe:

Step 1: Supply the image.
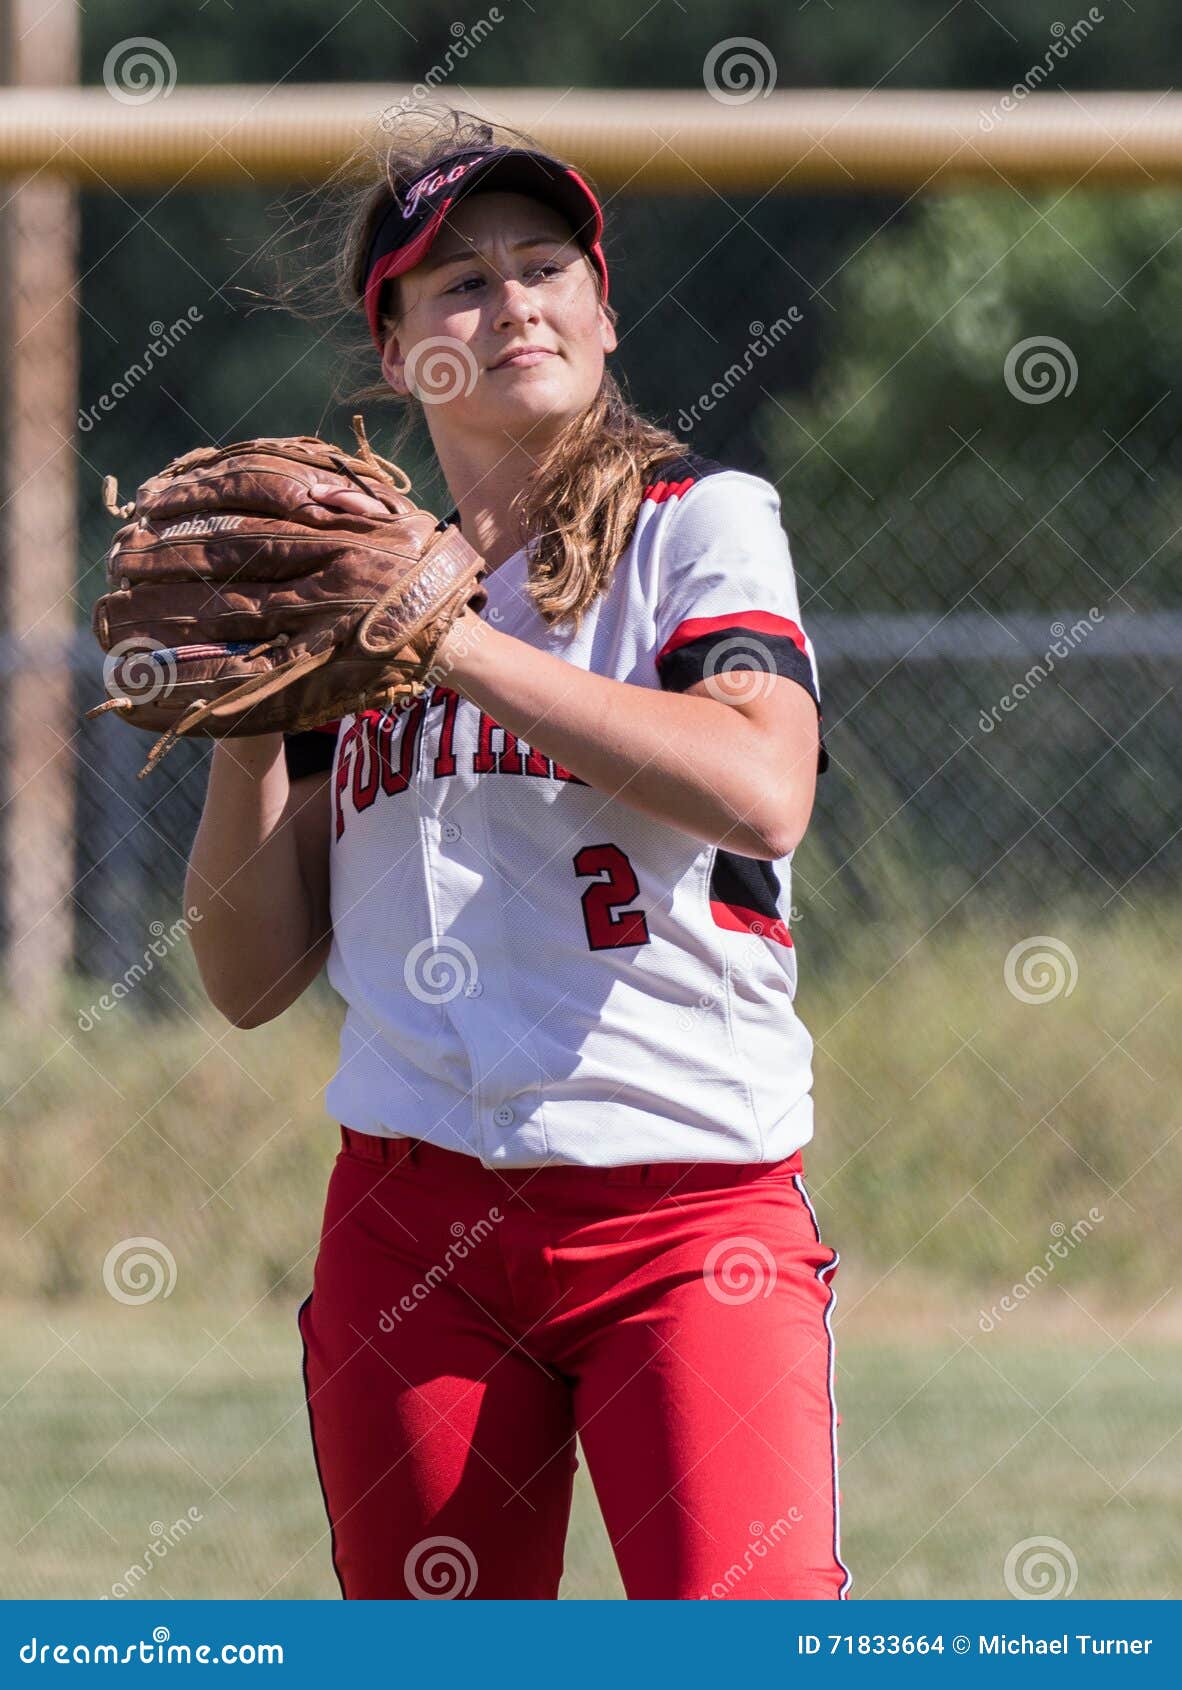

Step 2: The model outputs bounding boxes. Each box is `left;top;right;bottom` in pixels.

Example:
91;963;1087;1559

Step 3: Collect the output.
656;628;818;701
284;729;337;780
713;852;783;923
657;631;831;776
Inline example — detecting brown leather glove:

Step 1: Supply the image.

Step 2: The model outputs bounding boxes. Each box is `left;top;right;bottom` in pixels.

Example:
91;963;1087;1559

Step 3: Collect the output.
85;416;487;777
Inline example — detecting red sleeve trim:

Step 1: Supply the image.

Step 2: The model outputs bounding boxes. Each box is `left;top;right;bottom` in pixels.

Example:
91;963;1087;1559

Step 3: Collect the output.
656;611;807;666
642;477;697;504
710;900;794;947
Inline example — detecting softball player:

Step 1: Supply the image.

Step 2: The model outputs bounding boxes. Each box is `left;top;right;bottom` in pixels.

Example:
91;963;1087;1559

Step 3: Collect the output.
188;114;846;1601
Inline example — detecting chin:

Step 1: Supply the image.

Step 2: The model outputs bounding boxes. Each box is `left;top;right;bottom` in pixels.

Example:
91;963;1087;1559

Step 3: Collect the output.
489;386;584;435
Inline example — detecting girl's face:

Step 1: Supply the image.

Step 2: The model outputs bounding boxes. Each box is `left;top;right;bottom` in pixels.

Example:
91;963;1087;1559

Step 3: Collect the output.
379;190;617;445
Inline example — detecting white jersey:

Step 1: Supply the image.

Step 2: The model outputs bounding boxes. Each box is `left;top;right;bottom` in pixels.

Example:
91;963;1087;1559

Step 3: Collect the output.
284;452;830;1168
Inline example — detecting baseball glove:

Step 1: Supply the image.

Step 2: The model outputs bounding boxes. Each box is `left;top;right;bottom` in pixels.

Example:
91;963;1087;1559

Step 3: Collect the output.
85;416;487;778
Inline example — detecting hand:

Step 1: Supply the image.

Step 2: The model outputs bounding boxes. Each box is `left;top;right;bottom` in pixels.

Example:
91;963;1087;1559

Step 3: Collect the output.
432;604;496;688
306;482;391;520
309;477;488;669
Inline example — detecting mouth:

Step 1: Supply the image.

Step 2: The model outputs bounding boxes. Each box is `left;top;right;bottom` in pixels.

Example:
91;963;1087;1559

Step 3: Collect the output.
490;348;557;371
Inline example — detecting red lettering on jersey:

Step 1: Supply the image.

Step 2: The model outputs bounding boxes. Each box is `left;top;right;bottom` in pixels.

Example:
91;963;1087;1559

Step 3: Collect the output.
431;685;461;777
352;714;381;815
472;710;524;774
333;697;588;839
473;709;557;776
333;718;363;840
378;699;426;795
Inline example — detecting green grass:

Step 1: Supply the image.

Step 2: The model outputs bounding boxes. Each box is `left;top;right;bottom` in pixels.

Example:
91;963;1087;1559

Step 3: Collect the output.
2;891;1177;1596
2;895;1178;1306
2;1295;1177;1600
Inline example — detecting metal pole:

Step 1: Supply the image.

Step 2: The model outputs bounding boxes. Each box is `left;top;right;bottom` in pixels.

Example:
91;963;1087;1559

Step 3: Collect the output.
0;0;79;1011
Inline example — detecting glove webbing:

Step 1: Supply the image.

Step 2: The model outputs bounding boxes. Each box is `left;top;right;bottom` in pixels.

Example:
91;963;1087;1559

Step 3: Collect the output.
93;616;453;778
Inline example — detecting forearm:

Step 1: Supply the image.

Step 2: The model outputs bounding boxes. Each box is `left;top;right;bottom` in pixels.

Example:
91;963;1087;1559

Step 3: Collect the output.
437;614;782;858
185;736;328;1026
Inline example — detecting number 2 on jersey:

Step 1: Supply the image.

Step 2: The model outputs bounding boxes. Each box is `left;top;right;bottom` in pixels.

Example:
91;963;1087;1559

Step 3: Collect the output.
573;843;651;950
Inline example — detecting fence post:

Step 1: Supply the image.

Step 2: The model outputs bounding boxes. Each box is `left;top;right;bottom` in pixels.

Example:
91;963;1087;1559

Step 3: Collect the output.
0;0;80;1012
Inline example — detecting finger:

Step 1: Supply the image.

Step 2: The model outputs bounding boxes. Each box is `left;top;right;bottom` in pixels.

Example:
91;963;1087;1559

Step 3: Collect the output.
307;483;389;518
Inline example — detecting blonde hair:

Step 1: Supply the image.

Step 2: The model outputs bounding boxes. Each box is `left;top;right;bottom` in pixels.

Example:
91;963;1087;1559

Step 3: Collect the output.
276;104;689;633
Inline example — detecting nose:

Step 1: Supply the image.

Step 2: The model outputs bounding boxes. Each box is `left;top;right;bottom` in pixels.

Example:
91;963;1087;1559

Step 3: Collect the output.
494;277;540;331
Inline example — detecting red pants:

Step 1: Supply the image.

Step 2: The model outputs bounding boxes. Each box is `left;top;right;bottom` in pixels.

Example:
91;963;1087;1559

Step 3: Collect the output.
297;1125;850;1600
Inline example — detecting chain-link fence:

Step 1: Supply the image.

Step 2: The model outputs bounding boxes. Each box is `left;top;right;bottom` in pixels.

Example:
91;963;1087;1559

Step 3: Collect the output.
7;180;1179;1011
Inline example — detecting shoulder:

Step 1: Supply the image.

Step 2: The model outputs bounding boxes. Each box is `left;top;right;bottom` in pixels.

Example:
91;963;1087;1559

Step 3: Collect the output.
639;448;728;502
636;455;790;586
639;452;783;533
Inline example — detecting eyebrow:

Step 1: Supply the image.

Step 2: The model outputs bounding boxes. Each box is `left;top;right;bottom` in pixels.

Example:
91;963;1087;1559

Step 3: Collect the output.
420;234;571;276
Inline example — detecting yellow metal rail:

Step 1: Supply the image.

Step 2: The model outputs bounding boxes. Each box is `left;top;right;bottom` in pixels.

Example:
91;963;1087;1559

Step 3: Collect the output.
0;86;1179;190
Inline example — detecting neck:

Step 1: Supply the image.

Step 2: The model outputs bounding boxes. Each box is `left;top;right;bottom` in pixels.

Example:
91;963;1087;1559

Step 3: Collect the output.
432;420;559;573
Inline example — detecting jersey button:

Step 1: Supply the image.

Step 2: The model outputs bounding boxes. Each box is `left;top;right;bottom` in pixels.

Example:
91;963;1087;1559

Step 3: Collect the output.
464;980;483;998
441;821;461;842
493;1104;515;1127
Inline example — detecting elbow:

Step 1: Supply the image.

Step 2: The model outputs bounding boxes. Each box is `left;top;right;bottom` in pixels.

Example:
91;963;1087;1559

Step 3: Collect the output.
748;803;812;861
206;932;331;1029
191;955;276;1030
222;1002;271;1031
750;827;800;862
722;821;800;861
203;985;272;1031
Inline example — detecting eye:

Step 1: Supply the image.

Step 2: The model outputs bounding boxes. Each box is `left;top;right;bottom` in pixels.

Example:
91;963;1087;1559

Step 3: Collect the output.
444;260;562;297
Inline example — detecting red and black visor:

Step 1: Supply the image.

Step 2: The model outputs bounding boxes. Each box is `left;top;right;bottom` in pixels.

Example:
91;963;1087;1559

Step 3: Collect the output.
363;145;609;351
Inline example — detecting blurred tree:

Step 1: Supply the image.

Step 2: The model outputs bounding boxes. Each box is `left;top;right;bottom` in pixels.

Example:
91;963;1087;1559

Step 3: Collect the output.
757;190;1182;609
78;0;1182;92
69;0;1182;609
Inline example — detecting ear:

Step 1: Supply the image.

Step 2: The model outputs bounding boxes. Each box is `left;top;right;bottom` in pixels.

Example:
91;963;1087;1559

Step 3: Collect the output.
599;304;618;358
380;332;408;395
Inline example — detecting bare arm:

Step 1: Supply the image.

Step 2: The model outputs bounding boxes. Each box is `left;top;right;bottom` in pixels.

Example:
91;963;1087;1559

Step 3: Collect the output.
437;611;820;860
307;483;819;861
184;734;332;1028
